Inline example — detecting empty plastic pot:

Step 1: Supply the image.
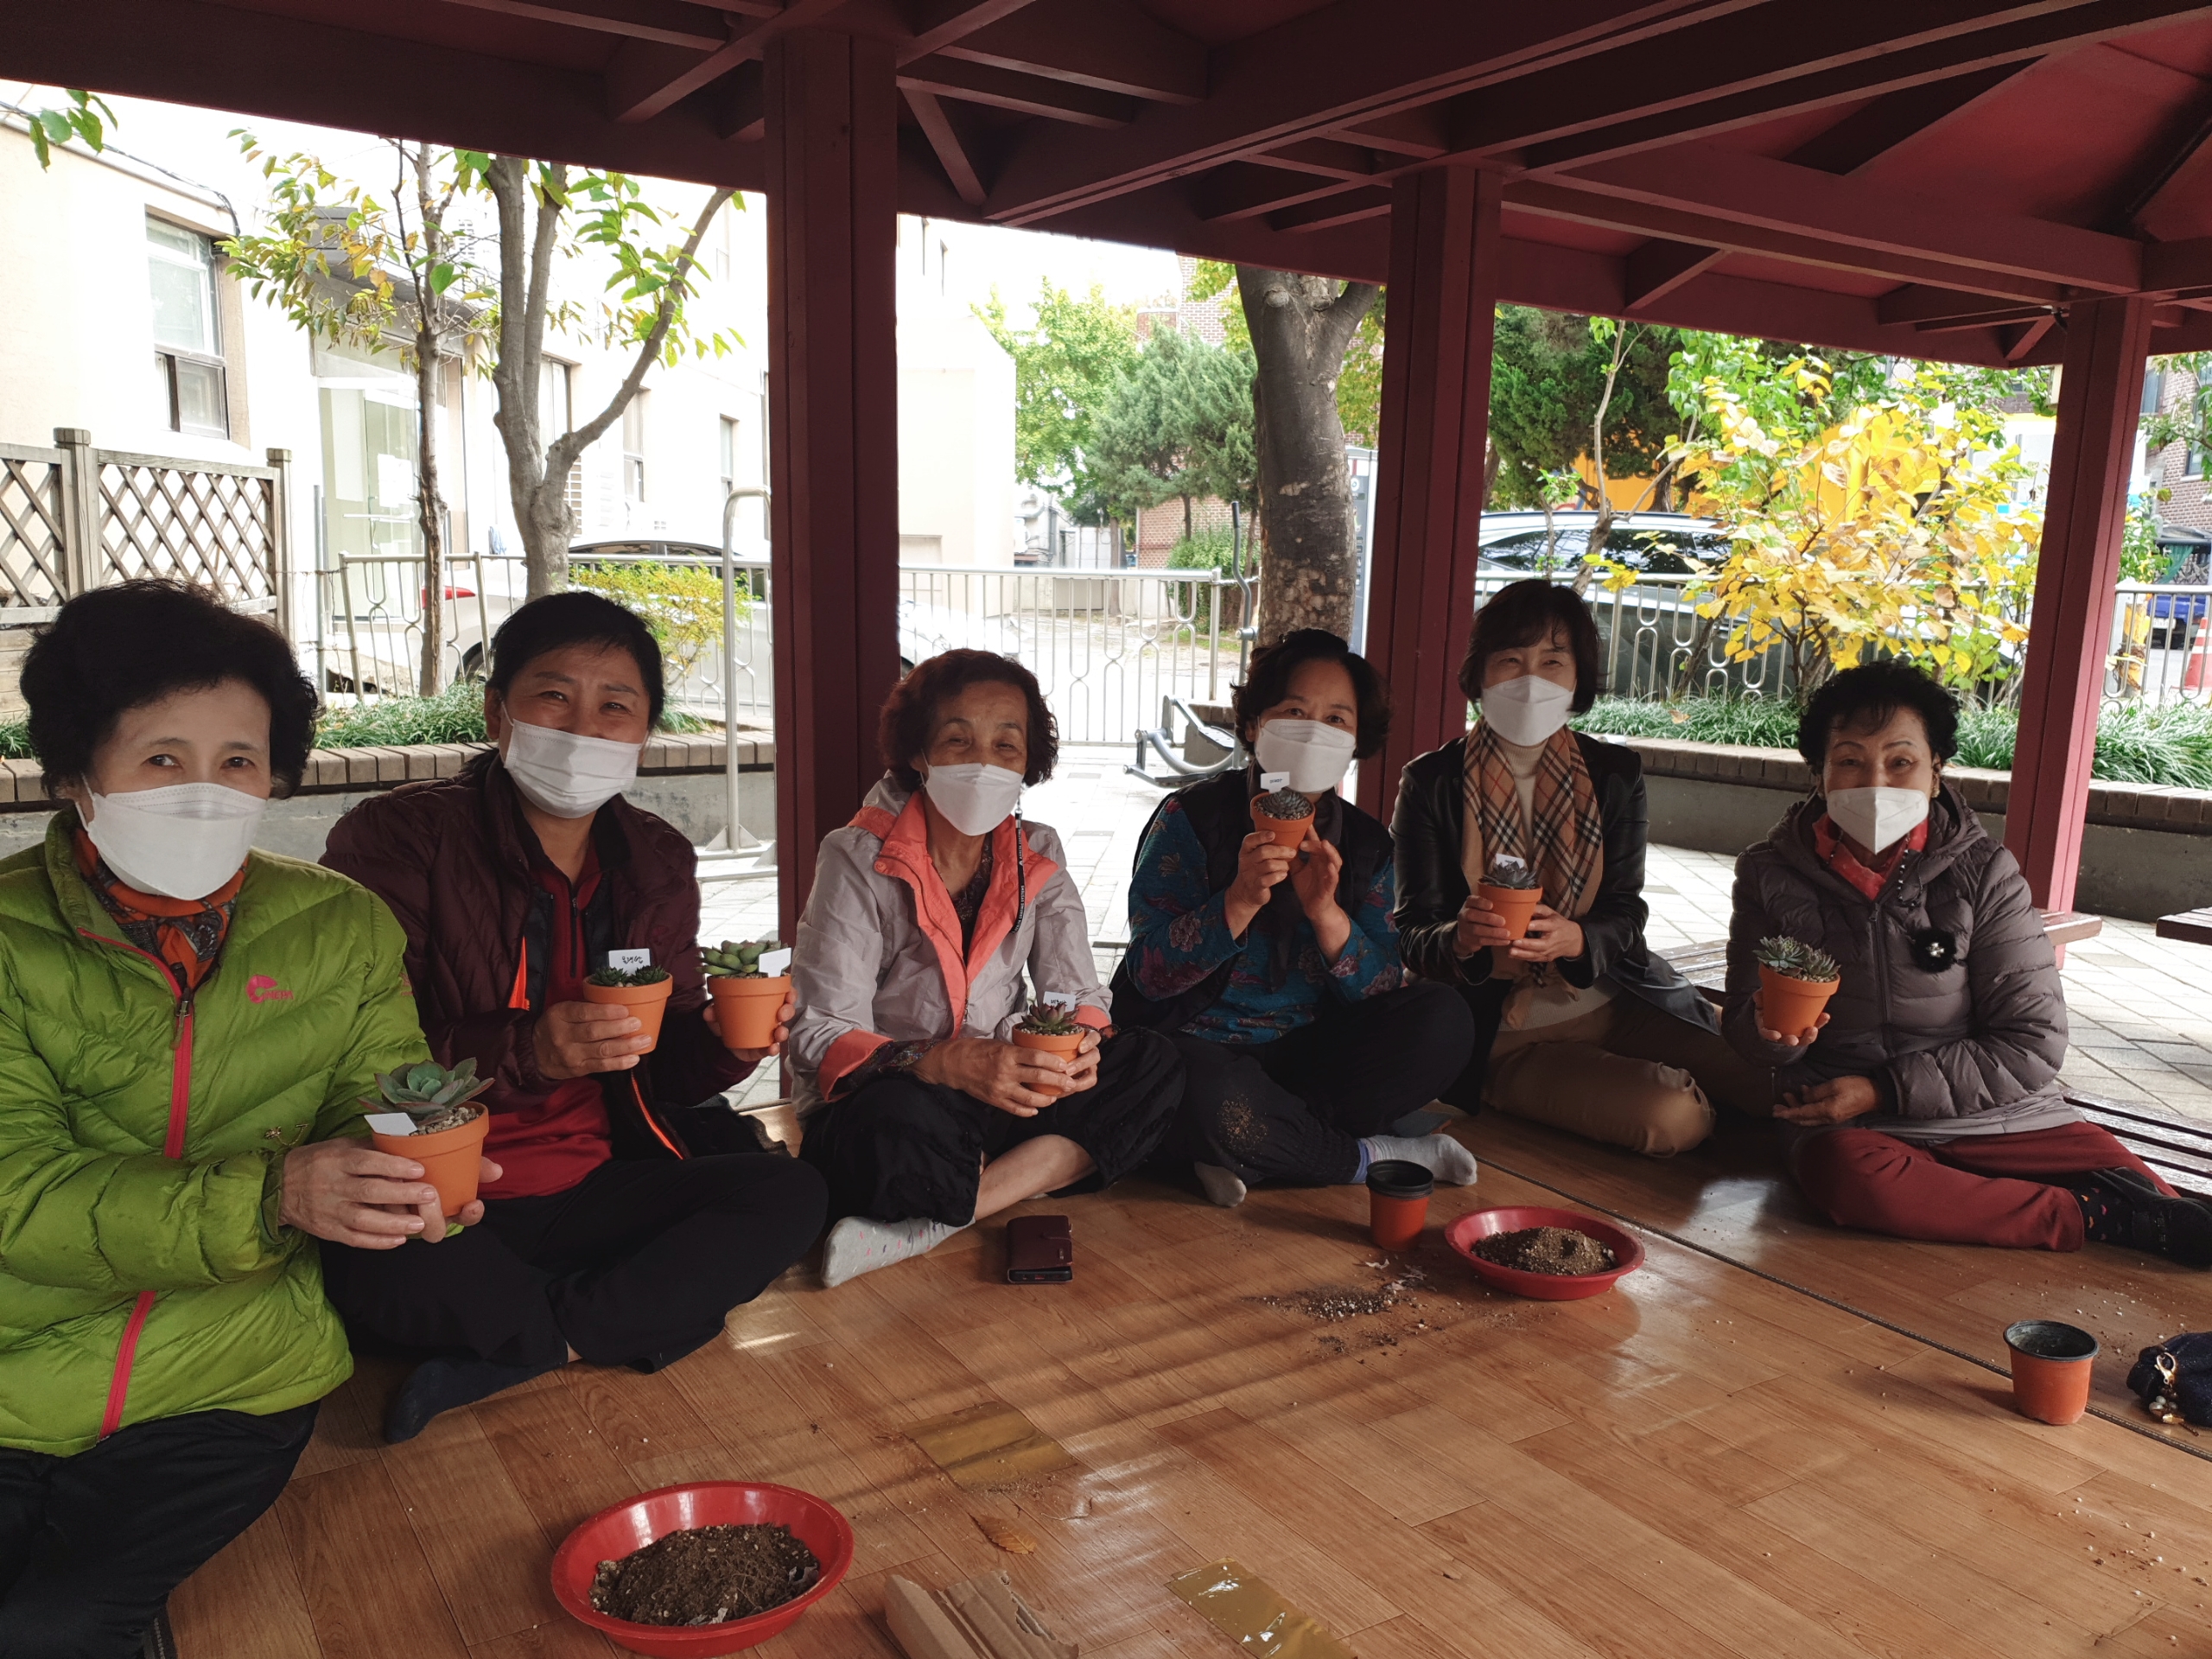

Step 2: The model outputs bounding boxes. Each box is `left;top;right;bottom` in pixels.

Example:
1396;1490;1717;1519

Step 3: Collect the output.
2005;1319;2099;1426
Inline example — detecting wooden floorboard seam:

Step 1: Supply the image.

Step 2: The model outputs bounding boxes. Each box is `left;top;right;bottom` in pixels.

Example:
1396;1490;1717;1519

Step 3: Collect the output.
1475;1154;2212;1472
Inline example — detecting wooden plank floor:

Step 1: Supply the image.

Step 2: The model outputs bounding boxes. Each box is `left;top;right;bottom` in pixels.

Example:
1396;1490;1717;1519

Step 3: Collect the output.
171;1138;2212;1659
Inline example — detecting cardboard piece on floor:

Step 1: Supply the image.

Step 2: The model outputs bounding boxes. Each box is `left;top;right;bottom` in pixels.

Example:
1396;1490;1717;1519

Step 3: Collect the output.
1166;1559;1355;1659
884;1571;1078;1659
902;1401;1077;1489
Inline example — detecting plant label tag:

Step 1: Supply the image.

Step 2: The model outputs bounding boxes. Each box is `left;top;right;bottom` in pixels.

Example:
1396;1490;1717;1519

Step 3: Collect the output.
1260;772;1289;791
759;947;792;976
607;948;652;973
364;1112;419;1138
1039;991;1077;1010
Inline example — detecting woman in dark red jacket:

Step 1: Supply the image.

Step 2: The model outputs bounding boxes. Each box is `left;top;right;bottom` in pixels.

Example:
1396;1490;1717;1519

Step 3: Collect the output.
321;594;824;1441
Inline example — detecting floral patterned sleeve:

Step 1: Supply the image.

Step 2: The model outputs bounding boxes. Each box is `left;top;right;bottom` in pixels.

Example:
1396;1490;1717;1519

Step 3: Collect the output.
1324;854;1405;1003
1127;799;1243;1000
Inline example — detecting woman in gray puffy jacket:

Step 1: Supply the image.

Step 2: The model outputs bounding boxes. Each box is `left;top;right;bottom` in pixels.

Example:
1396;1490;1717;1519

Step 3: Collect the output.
1724;661;2212;1262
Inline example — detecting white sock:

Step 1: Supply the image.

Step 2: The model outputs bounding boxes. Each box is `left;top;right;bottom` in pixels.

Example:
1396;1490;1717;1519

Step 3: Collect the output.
821;1215;961;1287
1194;1162;1248;1209
1360;1133;1478;1186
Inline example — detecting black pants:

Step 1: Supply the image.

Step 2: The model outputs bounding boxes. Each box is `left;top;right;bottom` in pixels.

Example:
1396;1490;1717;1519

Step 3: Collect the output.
0;1402;316;1659
1163;981;1477;1185
801;1027;1184;1225
321;1154;826;1370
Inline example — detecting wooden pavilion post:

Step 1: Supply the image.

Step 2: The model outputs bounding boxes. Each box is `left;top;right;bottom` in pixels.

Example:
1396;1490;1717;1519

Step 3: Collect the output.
764;28;902;938
1354;168;1503;822
2004;296;2153;918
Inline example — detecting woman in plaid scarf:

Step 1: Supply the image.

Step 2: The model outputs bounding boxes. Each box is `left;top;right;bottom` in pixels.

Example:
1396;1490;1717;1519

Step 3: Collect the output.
1391;582;1770;1154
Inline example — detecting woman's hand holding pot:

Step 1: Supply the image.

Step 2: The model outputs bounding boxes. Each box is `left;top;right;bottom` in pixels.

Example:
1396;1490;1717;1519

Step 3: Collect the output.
535;1000;652;1078
1224;831;1295;938
1453;893;1511;960
1508;905;1585;964
1775;1074;1880;1125
704;995;794;1063
281;1138;502;1247
916;1035;1070;1116
1754;997;1832;1048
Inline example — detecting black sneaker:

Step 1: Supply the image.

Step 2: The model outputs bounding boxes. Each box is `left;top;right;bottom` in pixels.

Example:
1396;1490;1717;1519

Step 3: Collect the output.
385;1354;562;1443
2086;1168;2212;1268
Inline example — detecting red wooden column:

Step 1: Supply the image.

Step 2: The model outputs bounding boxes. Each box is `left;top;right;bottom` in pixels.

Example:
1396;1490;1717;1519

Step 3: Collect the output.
765;28;901;938
1354;168;1503;822
2005;296;2152;915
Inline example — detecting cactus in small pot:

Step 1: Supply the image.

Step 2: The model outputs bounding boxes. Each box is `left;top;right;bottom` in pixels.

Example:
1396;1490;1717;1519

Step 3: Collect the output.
362;1059;496;1220
1755;933;1842;1039
1477;852;1545;940
1011;1001;1089;1092
1252;784;1315;847
581;961;676;1052
703;939;791;1052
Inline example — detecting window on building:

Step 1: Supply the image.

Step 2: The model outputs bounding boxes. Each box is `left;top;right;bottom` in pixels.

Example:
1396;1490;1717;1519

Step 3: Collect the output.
720;416;740;497
713;204;733;282
623;392;648;501
148;218;228;437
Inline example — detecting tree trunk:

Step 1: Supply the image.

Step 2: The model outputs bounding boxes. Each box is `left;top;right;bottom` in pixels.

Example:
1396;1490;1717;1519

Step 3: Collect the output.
413;340;445;696
1236;267;1379;645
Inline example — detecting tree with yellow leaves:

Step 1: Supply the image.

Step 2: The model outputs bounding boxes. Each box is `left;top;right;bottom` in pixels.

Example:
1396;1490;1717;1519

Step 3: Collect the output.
1622;358;2042;702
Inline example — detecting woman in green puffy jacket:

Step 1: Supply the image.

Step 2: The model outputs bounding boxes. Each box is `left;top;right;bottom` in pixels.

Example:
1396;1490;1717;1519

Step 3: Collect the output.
0;582;456;1659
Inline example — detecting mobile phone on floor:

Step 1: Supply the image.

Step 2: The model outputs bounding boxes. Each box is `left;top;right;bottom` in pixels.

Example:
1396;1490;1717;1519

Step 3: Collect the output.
1006;1214;1073;1283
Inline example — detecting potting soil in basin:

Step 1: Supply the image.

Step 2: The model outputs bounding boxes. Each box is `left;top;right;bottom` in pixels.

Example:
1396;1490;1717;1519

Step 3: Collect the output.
1467;1225;1616;1275
589;1522;819;1627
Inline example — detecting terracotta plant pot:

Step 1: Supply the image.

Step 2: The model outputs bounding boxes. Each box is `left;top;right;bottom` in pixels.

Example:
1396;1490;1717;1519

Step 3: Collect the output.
1249;798;1313;849
1758;963;1840;1038
371;1107;491;1220
582;976;674;1052
1478;882;1544;941
1366;1160;1434;1252
709;974;791;1052
1011;1026;1086;1097
2005;1319;2099;1426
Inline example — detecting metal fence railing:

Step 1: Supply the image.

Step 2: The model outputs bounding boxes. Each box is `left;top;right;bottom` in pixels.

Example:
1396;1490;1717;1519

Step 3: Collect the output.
1474;570;2212;710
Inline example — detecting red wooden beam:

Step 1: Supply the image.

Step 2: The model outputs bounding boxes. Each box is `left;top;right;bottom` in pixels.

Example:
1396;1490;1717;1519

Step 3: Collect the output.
929;0;1207;102
1193;162;1364;223
1783;62;2031;175
906;86;987;206
765;27;904;939
605;0;849;123
899;0;1042;62
1621;238;1726;310
435;0;727;50
898;54;1138;127
1356;168;1503;822
1558;144;2143;293
2005;294;2155;915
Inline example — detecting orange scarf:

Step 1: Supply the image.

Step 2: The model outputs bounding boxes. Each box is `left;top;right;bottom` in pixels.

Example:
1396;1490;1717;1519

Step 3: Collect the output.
73;829;243;991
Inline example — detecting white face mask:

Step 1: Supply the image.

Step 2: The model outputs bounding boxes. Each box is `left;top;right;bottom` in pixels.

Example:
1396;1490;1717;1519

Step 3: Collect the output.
920;761;1025;836
1252;719;1356;795
1826;785;1931;856
1479;675;1575;747
501;716;642;819
81;782;266;900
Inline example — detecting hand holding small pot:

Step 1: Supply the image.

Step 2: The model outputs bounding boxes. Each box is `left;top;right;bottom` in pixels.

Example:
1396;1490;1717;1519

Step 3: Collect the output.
1224;831;1295;936
917;1034;1071;1116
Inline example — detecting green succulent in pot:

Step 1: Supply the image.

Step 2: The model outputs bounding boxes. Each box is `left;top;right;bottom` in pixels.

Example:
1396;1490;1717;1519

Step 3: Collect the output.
1255;785;1313;821
702;939;785;978
1756;935;1840;984
1482;853;1540;891
586;963;671;988
366;1058;493;1135
1015;1004;1084;1037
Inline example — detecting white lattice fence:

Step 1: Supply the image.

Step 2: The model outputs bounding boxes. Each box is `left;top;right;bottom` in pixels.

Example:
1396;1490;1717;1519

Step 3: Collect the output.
95;450;278;608
0;443;70;612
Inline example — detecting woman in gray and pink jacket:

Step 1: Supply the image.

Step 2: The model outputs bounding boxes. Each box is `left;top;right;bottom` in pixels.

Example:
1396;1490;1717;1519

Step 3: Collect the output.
789;651;1183;1287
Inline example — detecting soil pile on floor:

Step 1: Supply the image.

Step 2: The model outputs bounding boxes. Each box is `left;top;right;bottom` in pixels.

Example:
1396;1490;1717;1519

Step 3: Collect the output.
1470;1226;1616;1275
590;1523;819;1626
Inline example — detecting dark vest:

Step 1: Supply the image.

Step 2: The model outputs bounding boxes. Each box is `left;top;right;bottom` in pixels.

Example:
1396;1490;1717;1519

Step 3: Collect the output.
1109;768;1394;1035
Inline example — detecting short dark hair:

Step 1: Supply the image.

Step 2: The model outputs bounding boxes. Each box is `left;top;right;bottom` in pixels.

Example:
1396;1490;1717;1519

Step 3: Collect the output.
1459;580;1603;714
1797;660;1960;772
488;592;664;725
22;580;320;797
878;649;1058;791
1232;629;1391;760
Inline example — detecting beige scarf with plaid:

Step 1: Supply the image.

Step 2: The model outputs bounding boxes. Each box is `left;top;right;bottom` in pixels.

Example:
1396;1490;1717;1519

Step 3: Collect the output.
1460;722;1605;1021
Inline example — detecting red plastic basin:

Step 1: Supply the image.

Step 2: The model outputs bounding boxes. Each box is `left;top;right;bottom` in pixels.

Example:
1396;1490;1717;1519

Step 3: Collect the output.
1444;1205;1646;1300
550;1481;855;1656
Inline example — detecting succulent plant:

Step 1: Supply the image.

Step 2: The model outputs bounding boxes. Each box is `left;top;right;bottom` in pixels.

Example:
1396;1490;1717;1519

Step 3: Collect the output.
367;1058;492;1133
1256;785;1313;819
1481;853;1541;891
1016;1004;1084;1037
702;939;785;978
1756;935;1840;982
587;963;671;988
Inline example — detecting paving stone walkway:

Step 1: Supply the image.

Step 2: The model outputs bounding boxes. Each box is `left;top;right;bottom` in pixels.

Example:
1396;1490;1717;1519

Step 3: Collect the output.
701;750;2212;1122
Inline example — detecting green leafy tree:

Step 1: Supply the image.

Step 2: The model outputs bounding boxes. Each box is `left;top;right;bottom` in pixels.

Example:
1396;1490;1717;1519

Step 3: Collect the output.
976;282;1139;524
1089;327;1257;539
572;558;741;683
228;137;740;613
